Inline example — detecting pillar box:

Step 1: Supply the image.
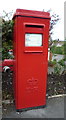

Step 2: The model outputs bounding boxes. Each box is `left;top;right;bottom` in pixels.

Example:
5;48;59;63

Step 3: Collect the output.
13;9;50;111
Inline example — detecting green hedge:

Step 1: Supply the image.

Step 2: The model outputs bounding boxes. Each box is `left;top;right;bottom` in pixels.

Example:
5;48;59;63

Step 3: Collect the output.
51;44;65;55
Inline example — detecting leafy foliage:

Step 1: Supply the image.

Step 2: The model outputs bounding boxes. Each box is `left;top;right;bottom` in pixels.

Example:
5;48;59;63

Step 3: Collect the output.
51;44;64;55
54;63;64;75
64;40;66;56
49;13;60;47
2;12;14;60
48;59;57;67
58;59;65;66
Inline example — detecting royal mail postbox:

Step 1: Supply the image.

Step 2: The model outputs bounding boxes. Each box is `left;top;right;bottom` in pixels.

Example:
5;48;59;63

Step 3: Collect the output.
13;9;50;111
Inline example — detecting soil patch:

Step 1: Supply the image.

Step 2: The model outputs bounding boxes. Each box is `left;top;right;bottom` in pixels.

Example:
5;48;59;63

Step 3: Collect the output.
47;73;66;96
2;72;66;100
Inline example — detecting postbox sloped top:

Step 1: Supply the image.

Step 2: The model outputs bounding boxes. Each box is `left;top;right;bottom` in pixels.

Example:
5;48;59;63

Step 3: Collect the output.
13;9;51;19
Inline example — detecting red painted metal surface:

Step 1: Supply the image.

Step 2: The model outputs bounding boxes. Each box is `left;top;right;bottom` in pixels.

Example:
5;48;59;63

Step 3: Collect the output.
13;9;50;110
2;59;14;72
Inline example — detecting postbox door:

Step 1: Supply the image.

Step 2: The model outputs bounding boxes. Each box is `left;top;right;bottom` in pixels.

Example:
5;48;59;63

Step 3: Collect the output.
16;17;50;109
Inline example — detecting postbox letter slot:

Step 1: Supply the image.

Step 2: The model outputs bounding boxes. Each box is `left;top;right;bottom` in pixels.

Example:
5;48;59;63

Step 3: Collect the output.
25;24;43;28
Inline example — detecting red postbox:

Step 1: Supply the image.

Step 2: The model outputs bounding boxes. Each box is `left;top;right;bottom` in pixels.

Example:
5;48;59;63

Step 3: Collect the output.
13;9;50;111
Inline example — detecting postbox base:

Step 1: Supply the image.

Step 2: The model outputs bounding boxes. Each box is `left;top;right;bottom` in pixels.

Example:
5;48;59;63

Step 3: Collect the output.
16;105;46;112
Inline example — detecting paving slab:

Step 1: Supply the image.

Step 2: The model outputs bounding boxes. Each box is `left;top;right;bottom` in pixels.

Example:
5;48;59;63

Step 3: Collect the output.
2;96;65;118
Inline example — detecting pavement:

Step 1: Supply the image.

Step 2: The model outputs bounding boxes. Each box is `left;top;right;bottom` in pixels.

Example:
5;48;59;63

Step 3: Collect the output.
2;96;65;118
